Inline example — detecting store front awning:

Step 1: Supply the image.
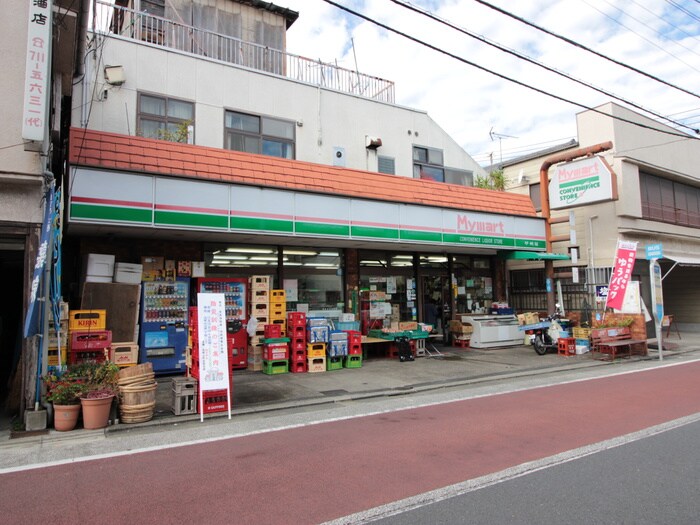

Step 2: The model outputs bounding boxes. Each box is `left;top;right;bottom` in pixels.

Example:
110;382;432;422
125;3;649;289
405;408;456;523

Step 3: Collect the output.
665;254;700;266
498;251;570;261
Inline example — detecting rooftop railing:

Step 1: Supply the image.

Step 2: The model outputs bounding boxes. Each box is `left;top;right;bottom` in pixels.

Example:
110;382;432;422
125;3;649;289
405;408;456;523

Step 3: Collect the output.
95;1;395;103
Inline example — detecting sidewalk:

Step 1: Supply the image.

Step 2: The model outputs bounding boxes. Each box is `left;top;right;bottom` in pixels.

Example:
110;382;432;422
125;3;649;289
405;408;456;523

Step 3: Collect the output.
4;332;698;440
119;331;700;430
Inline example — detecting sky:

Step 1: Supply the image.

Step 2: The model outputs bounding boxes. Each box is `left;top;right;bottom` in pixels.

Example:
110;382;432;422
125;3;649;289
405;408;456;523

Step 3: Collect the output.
277;0;700;166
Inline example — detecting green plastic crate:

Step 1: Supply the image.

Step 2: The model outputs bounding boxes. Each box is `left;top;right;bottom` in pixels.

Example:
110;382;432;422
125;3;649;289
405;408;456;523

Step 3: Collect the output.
343;355;362;368
262;359;288;375
326;356;343;371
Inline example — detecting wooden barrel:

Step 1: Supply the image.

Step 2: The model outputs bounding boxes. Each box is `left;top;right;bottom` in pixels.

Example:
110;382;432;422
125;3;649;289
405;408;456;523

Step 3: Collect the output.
118;362;155;387
119;401;156;424
119;380;157;406
118;380;157;423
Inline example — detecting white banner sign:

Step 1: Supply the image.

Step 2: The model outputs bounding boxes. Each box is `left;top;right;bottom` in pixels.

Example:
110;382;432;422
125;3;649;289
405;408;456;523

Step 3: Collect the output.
22;0;52;142
549;156;614;210
196;293;231;419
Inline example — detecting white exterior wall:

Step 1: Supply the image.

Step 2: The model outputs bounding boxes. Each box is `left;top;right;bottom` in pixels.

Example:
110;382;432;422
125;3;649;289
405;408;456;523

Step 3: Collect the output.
74;35;485;179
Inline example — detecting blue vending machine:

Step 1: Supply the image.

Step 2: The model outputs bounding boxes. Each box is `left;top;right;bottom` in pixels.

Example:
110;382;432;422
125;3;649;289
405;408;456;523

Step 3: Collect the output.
139;278;190;375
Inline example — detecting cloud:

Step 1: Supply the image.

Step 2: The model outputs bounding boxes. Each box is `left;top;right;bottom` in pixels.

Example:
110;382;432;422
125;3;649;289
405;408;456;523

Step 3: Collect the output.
281;0;700;165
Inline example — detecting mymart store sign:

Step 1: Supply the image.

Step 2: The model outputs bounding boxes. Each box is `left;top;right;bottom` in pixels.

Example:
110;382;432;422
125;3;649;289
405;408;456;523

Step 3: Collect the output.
69;167;547;250
549;156;615;210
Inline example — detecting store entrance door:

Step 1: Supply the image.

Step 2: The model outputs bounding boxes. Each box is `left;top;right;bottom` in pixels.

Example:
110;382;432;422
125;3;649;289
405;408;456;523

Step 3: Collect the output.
421;275;451;341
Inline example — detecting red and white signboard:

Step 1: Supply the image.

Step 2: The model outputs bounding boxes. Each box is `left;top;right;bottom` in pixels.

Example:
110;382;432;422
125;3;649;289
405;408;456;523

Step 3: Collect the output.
196;293;231;420
605;240;638;311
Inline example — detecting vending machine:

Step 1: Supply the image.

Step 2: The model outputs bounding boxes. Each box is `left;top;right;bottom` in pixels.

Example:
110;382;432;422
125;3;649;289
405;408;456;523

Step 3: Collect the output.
193;278;248;369
139;278;190;375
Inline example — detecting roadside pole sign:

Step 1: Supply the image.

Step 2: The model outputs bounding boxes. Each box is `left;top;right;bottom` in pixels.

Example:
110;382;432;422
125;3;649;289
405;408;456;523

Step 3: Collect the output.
650;261;664;361
196;293;231;420
646;243;663;260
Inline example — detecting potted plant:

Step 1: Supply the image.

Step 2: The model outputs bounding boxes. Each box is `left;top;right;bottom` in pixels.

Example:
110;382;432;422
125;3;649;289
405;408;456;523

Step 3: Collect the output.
78;361;120;430
44;373;86;432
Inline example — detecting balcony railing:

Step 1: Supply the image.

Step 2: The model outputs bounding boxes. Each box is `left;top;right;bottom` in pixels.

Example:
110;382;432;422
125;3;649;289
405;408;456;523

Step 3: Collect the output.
94;1;395;103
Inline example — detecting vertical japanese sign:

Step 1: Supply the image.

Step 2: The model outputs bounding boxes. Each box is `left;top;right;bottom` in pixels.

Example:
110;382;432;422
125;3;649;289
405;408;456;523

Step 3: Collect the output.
605;240;638;311
22;0;53;142
196;293;231;420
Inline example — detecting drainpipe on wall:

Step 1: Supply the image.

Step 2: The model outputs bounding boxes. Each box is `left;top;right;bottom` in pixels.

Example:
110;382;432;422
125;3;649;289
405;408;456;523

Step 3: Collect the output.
539;141;613;313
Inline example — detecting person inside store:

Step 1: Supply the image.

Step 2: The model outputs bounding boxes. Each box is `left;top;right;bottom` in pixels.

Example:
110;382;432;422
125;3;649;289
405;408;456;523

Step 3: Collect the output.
424;297;439;333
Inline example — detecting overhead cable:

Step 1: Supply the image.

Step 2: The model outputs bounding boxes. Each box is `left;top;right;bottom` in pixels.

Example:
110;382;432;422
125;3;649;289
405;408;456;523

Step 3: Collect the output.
471;0;700;101
320;0;699;139
389;0;699;134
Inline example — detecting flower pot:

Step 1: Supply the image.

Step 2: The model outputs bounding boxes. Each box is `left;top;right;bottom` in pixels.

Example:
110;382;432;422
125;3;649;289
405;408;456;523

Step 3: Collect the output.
53;404;80;432
80;395;114;430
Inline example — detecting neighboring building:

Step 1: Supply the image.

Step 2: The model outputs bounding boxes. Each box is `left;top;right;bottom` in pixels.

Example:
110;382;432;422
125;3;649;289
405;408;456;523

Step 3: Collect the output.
502;102;700;332
1;0;87;414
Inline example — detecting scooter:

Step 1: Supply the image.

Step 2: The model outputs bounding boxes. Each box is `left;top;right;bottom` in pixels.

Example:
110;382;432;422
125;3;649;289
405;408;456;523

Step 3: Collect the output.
529;304;563;356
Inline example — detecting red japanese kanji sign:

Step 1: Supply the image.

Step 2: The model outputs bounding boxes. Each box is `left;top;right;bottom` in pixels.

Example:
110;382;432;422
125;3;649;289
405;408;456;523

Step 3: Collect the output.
605;240;638;310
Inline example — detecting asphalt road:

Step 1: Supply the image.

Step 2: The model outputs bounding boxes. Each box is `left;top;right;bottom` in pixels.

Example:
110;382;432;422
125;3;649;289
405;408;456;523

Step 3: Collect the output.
2;361;700;524
372;419;700;525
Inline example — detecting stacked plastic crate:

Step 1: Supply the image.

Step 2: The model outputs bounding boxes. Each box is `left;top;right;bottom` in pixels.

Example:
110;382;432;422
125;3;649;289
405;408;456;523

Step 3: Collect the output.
327;330;348;370
47;302;69;368
269;289;286;336
68;310;111;365
262;324;289;374
344;330;363;368
248;276;271;371
287;312;307;373
186;306;231;414
307;318;331;373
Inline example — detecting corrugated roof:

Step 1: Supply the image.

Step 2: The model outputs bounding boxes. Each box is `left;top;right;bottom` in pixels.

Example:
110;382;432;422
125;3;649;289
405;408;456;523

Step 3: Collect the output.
69;128;539;218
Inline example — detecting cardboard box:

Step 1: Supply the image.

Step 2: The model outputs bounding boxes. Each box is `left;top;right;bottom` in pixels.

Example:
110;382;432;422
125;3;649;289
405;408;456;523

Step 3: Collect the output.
86;253;115;278
141;256;164;272
114;263;143;284
399;321;418;331
524;312;540;325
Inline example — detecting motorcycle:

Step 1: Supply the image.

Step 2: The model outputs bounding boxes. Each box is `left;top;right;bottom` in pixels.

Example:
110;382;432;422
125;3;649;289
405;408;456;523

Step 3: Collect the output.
529;304;564;356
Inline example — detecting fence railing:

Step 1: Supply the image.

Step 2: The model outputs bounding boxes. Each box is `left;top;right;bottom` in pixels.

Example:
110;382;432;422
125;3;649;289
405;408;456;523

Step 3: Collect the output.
95;1;395;103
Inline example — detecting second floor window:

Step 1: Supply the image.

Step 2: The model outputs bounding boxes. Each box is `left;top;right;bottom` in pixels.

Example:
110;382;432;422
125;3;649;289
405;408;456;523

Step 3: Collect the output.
138;93;194;143
225;110;295;159
641;171;700;227
413;146;444;182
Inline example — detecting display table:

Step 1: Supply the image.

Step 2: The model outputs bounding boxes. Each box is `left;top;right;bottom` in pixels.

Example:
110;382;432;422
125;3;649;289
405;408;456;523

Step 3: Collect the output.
361;336;391;359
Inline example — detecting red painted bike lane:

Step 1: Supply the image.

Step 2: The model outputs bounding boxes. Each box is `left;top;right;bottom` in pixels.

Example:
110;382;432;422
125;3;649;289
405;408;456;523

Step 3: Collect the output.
3;362;700;525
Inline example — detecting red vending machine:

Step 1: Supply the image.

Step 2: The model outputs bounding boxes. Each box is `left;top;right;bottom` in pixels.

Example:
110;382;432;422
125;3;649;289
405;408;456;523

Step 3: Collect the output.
193;278;248;370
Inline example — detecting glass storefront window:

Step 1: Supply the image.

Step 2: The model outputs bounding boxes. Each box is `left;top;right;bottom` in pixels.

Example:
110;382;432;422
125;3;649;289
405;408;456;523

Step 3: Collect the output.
359;250;417;333
283;248;343;314
452;255;493;314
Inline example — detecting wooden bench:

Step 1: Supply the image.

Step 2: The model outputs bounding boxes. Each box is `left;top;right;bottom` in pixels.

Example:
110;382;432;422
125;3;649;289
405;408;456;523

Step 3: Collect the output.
591;327;648;361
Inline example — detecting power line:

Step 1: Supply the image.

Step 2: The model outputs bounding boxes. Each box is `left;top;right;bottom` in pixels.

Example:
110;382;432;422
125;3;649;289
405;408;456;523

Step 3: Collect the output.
628;0;700;44
389;0;699;134
664;0;700;23
581;0;700;74
320;0;700;140
471;0;700;101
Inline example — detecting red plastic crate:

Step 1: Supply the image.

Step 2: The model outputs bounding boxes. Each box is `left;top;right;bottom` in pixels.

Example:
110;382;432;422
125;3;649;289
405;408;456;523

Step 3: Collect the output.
70;330;112;350
558;337;576;356
69;349;107;365
289;325;306;339
289;360;307;373
263;343;288;361
287;312;306;325
200;388;230;414
289;347;307;362
264;324;282;338
290;339;306;351
348;343;362;355
346;330;362;345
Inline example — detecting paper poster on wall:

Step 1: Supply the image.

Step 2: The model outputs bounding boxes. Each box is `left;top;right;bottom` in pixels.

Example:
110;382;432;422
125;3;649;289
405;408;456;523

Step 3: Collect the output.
297;303;309;313
387;276;397;294
616;281;641;314
484;278;493;295
369;302;384;319
196;293;231;421
283;279;298;302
